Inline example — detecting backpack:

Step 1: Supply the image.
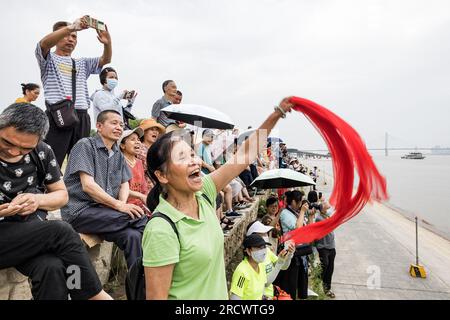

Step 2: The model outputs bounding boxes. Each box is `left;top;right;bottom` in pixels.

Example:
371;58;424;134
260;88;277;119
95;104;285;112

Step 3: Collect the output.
125;193;213;300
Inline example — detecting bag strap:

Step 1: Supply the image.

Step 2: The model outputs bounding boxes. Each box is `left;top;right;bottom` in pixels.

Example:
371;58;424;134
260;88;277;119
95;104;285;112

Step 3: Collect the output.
148;193;212;242
201;193;213;207
29;148;46;192
285;206;299;219
149;212;179;241
71;58;77;104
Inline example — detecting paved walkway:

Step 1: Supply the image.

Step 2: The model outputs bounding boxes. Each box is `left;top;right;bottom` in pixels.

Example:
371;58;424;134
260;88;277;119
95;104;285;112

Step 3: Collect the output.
308;164;450;300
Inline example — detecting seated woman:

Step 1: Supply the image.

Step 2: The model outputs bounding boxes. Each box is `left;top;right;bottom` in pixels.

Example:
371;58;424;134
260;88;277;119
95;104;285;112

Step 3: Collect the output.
91;67;137;123
119;127;149;213
137;118;166;190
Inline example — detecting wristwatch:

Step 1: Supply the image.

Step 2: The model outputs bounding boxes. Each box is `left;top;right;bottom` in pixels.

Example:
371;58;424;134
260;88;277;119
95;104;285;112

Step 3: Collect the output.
274;105;286;118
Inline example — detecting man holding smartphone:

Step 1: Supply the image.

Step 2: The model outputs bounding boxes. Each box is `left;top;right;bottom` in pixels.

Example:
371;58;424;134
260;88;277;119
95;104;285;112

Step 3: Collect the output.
36;16;112;167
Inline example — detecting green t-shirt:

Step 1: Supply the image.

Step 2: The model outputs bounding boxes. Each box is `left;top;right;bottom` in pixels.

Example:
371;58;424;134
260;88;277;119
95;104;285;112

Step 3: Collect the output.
142;175;228;300
263;249;278;299
230;257;267;300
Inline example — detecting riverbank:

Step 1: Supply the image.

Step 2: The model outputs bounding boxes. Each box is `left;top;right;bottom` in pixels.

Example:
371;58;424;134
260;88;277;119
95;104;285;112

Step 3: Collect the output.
304;159;450;300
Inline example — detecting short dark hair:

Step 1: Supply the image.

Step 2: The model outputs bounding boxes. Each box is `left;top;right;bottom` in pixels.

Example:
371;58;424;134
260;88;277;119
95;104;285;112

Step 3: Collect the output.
162;80;174;93
21;83;40;95
53;21;70;32
0;103;49;141
99;67;117;85
266;197;278;207
97;110;121;124
307;190;319;203
202;129;214;138
286;190;304;206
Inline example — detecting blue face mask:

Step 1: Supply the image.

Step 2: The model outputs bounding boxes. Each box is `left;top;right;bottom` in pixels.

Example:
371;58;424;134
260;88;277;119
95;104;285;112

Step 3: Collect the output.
106;78;118;90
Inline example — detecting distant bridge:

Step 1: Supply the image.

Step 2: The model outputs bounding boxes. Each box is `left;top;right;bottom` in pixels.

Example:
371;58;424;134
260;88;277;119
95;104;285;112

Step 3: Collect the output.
300;147;450;152
292;133;450;156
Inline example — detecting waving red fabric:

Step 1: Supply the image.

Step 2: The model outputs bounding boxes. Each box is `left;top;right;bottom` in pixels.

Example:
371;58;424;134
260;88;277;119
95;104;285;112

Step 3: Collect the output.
280;97;388;245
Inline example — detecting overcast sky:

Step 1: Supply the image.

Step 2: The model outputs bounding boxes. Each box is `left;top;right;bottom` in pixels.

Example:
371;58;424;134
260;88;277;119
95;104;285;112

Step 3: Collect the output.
1;0;449;150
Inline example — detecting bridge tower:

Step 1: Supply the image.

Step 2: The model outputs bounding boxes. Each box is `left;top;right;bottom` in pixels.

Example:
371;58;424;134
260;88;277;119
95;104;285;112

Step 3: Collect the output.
385;132;388;157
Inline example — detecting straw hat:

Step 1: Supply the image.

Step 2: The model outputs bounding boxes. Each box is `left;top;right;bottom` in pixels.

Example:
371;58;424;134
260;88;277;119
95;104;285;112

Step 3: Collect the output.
139;118;166;134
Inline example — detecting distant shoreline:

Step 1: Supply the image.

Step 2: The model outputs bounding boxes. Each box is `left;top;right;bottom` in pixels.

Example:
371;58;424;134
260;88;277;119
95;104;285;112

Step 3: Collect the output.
382;202;450;242
303;159;450;242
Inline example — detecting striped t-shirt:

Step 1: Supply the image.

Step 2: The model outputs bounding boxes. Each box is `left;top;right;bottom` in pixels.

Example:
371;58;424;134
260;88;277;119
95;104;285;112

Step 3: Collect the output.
35;43;102;110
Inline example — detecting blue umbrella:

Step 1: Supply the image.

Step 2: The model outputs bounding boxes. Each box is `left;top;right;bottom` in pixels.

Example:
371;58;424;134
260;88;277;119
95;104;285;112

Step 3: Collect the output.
267;137;284;144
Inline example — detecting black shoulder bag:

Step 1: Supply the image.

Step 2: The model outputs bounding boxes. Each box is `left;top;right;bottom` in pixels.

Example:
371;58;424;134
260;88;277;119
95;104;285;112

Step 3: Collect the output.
45;59;80;129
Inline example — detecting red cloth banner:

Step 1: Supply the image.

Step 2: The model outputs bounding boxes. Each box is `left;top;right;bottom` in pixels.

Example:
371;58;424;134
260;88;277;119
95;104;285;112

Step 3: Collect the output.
280;97;388;245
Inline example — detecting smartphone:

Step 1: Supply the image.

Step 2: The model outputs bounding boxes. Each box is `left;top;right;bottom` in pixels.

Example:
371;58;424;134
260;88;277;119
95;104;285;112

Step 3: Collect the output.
84;15;106;31
124;90;135;100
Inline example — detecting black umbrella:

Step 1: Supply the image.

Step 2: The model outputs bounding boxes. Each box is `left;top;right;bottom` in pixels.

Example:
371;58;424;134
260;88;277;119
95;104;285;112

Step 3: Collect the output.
161;104;235;129
250;169;316;189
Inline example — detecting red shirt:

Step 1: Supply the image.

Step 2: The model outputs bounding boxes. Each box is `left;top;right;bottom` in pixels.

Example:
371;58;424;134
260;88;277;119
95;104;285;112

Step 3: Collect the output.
127;159;149;209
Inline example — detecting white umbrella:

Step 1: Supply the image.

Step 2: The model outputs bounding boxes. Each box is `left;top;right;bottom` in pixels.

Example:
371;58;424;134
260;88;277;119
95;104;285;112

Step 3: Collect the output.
210;130;236;161
161;104;235;129
250;168;316;189
237;128;257;145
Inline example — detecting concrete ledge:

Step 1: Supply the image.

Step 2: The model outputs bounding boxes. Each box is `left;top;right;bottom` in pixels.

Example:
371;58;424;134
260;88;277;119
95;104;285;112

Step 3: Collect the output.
0;268;32;300
224;196;262;285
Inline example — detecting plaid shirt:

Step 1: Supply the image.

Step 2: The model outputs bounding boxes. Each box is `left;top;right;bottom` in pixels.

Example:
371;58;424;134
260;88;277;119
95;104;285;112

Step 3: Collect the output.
61;134;131;222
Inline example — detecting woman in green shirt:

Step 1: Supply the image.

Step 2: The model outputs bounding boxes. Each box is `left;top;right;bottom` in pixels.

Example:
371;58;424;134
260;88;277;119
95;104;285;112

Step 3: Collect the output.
142;97;293;300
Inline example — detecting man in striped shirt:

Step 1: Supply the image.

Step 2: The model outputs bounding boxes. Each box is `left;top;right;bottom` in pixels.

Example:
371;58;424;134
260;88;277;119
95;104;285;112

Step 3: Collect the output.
35;17;112;167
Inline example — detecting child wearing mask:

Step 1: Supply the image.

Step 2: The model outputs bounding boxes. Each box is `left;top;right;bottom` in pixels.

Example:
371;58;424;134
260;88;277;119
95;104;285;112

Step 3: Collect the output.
230;234;271;300
246;221;295;299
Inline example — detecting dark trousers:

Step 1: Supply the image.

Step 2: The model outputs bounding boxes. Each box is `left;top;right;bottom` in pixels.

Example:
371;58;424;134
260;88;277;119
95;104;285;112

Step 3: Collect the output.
249;164;258;180
318;248;336;291
69;206;148;269
239;169;253;188
45;109;91;167
275;255;309;300
0;219;102;300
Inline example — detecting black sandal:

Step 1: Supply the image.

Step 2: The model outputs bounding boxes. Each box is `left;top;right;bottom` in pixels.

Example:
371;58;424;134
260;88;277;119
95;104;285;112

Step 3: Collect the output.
221;222;234;231
220;216;234;225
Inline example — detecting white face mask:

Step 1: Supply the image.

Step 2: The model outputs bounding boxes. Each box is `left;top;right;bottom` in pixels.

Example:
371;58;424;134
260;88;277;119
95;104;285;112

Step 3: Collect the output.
106;78;118;91
250;248;267;263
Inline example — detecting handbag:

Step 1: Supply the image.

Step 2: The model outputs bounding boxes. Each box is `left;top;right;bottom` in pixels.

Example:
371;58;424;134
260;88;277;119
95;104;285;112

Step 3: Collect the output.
45;59;79;129
295;243;313;257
